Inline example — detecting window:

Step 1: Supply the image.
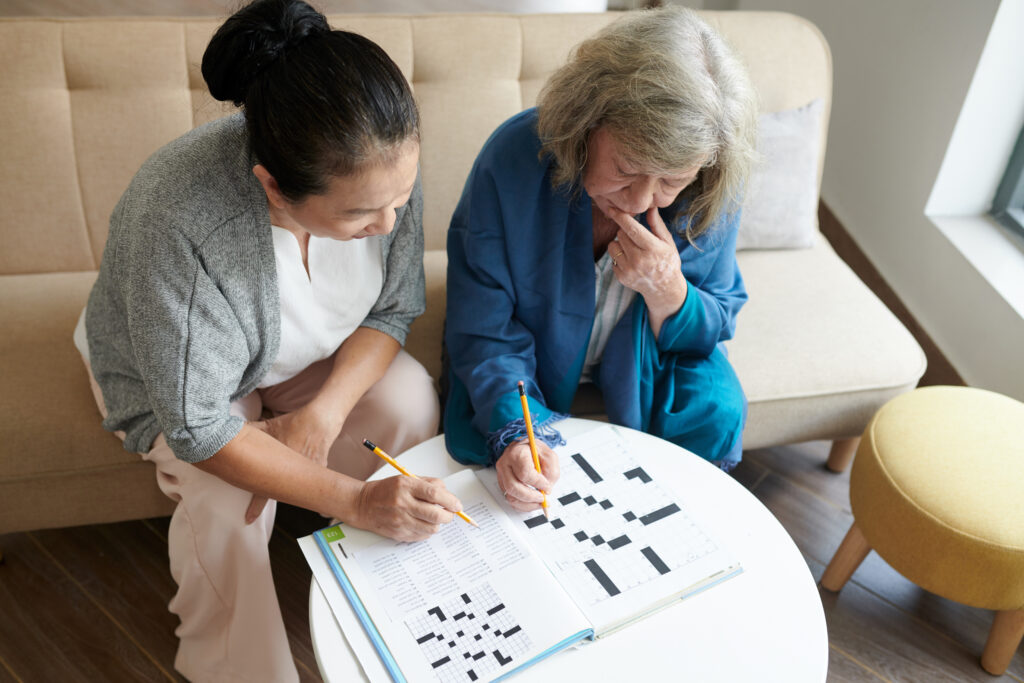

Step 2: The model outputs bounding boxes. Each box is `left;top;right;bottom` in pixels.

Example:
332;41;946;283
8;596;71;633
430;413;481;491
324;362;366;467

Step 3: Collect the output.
992;123;1024;236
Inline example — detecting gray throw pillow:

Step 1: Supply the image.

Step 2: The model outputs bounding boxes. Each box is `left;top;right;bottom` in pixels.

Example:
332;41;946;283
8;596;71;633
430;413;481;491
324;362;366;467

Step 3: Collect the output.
736;98;823;250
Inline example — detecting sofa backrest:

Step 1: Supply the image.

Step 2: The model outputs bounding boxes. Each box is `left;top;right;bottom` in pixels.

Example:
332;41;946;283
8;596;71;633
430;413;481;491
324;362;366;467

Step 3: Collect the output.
0;12;830;275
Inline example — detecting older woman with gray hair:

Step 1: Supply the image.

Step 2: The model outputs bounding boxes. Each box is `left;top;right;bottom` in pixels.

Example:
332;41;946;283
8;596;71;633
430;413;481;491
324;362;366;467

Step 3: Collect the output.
444;6;758;507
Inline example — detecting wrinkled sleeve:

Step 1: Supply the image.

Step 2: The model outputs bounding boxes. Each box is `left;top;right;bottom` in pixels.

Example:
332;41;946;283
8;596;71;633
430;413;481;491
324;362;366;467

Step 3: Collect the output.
656;208;748;356
445;163;554;445
121;224;249;463
361;172;426;346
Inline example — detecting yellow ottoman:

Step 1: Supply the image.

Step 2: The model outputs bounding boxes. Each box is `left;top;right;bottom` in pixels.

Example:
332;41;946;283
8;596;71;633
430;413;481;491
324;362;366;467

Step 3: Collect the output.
821;386;1024;675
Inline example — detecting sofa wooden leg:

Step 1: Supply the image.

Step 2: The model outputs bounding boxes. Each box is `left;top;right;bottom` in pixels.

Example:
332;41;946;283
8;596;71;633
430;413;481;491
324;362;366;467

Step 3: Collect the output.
826;436;860;473
981;609;1024;675
820;523;870;592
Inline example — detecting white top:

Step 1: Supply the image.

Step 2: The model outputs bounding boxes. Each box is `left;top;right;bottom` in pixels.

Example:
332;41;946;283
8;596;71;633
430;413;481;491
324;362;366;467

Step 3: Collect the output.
580;250;636;383
259;227;384;388
307;419;829;683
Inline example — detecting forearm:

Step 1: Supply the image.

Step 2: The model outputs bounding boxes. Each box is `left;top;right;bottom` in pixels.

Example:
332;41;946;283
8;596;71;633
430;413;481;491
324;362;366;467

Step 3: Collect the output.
194;423;362;520
652;283;745;356
643;271;688;340
310;327;401;420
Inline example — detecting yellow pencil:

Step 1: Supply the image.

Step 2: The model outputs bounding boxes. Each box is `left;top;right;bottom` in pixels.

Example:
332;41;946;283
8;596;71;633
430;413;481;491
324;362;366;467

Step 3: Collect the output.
362;439;479;527
517;381;549;518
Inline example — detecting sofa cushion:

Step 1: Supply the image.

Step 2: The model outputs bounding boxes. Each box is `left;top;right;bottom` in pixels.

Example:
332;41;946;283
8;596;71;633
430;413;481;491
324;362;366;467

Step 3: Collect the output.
728;239;926;448
0;272;136;477
0;271;175;533
0;22;95;274
405;249;448;383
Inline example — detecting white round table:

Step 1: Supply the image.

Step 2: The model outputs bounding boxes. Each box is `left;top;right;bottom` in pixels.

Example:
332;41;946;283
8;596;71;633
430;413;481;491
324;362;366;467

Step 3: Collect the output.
309;419;828;682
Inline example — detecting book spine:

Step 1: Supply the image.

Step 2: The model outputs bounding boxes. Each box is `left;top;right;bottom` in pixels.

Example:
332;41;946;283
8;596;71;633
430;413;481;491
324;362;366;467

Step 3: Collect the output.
314;530;407;683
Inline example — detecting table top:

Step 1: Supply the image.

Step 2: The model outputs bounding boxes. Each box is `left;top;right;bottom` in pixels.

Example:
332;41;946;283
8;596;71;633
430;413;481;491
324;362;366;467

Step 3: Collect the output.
309;418;828;682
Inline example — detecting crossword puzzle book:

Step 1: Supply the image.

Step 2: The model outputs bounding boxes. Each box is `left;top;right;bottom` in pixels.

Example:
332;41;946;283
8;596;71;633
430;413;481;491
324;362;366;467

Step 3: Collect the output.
299;424;741;683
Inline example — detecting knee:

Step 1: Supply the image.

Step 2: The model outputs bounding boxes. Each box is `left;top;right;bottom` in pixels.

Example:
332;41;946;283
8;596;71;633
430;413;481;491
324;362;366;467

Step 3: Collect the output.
174;468;273;537
369;351;441;442
713;375;747;435
651;352;747;462
698;365;747;456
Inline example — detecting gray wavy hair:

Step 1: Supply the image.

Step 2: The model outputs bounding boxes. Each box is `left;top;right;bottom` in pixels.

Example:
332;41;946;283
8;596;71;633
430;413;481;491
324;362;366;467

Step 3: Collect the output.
536;6;758;241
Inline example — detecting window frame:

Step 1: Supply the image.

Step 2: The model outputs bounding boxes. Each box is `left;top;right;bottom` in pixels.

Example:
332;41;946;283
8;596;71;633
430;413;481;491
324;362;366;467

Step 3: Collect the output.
992;123;1024;235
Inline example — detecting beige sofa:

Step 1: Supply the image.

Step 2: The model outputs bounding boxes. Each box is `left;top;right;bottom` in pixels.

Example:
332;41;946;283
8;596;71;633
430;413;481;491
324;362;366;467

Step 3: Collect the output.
0;11;925;535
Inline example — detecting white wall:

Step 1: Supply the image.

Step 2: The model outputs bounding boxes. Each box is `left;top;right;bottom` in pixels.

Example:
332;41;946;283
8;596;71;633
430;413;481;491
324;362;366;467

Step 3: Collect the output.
688;0;1024;400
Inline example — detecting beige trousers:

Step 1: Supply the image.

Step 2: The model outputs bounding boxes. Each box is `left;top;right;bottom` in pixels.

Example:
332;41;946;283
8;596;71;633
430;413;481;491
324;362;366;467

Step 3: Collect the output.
86;350;440;683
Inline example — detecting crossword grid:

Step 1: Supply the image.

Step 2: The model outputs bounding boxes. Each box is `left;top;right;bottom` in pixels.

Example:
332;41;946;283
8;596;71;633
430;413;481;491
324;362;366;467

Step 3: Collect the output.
520;434;718;606
405;583;531;683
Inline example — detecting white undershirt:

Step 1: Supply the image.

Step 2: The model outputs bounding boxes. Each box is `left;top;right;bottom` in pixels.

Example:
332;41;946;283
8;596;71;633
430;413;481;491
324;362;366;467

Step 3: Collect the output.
580;250;636;383
258;226;384;388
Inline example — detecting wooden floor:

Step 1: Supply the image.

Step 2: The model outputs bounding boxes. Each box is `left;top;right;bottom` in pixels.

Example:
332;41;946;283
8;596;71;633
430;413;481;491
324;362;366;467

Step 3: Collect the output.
1;1;1019;681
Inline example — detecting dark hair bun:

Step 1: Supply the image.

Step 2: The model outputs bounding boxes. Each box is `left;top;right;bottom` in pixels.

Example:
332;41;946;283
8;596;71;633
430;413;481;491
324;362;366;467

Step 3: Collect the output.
202;0;329;106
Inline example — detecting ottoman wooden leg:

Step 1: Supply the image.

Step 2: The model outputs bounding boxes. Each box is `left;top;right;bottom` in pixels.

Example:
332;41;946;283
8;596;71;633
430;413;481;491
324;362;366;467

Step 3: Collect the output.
826;437;860;473
981;609;1024;675
821;523;870;592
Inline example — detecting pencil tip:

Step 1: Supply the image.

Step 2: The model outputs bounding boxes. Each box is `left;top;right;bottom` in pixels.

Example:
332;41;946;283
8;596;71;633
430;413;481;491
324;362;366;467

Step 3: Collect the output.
362;439;375;450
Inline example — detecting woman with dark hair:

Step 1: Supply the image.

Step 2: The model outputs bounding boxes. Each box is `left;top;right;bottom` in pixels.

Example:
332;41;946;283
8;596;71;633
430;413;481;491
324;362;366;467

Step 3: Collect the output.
73;1;453;679
444;7;758;508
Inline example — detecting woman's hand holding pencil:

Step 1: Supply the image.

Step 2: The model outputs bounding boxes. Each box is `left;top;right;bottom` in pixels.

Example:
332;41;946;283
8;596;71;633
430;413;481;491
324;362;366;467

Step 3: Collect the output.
361;440;479;535
492;381;561;513
351;474;465;542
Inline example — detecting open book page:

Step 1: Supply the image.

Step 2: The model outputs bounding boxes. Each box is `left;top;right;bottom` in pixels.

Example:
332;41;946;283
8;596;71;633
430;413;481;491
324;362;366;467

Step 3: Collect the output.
311;469;591;683
477;424;741;635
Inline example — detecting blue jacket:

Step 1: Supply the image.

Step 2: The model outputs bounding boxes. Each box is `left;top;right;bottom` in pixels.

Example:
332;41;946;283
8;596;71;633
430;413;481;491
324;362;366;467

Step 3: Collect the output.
444;109;747;466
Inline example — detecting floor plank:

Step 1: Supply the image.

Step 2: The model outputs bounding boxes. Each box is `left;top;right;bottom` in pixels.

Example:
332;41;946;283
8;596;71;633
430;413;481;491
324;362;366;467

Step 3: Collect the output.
745;456;854;568
729;452;769;492
29;521;183;679
0;531;174;682
826;644;890;683
744;441;853;513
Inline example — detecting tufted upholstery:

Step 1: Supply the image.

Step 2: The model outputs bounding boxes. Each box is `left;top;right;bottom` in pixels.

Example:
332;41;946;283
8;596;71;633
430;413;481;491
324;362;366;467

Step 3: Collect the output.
0;13;833;270
0;12;924;534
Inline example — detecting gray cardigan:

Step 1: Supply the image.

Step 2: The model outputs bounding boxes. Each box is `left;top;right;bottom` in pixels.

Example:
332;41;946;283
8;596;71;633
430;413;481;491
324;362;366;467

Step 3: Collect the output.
86;114;426;463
